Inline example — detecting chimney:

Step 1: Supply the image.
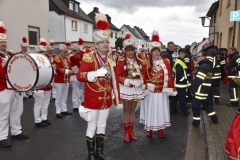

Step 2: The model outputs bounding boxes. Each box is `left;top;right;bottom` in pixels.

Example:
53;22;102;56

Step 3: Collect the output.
93;7;99;13
105;14;111;24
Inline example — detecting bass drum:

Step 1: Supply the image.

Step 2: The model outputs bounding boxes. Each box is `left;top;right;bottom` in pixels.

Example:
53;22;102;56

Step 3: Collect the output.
5;53;54;91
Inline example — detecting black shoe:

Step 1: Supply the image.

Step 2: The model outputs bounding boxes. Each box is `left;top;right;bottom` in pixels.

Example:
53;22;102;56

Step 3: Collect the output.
226;102;238;107
181;112;190;116
73;108;78;111
0;139;11;147
56;114;62;118
28;95;33;98
52;98;55;101
35;122;48;127
192;122;199;127
61;111;72;115
42;120;51;125
214;98;219;104
11;133;29;139
23;96;28;100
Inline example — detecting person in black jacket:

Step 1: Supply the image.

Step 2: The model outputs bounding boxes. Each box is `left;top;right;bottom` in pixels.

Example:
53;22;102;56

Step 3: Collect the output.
162;41;174;69
191;51;218;127
203;41;221;106
226;47;240;107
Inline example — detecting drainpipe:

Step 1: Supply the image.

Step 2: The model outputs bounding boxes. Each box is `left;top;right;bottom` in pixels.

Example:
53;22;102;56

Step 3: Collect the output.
232;0;238;47
64;15;66;43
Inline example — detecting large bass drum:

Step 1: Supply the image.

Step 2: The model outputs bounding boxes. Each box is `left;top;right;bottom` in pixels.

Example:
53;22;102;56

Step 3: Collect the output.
5;53;54;91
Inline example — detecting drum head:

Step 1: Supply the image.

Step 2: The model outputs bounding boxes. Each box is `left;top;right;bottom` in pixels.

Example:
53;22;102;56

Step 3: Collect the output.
6;53;38;91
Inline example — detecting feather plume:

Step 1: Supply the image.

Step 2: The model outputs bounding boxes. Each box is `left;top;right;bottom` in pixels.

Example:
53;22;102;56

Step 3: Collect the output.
123;32;131;40
142;44;144;47
0;26;6;33
65;39;71;47
95;13;109;30
22;37;27;43
39;38;47;46
78;38;84;45
50;40;54;46
152;30;160;42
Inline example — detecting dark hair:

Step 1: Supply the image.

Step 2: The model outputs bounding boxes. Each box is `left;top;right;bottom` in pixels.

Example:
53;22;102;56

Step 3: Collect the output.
124;45;141;75
198;51;206;57
185;45;191;50
229;47;237;52
167;41;174;46
178;48;185;54
148;47;160;72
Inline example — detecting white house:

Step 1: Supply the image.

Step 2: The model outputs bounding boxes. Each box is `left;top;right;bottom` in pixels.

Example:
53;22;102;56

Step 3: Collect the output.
0;0;50;53
87;7;120;49
49;0;94;48
119;25;143;51
132;26;151;50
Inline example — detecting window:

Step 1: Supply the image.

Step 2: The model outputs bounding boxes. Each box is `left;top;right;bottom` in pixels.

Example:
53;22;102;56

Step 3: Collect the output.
72;20;77;31
110;32;113;38
75;3;78;12
69;1;73;10
219;0;222;16
84;24;88;33
115;33;117;39
28;26;39;45
219;32;222;48
228;27;233;49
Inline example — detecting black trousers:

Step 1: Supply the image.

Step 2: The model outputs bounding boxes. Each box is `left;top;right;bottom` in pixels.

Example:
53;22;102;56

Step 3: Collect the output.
228;78;239;105
170;88;187;114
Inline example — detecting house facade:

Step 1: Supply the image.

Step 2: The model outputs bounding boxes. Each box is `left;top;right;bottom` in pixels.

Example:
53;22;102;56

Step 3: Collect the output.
133;26;151;50
0;0;50;52
49;0;94;48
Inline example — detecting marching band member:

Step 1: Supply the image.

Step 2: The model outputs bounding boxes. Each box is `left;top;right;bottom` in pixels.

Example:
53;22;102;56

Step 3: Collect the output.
70;38;85;111
0;20;28;147
117;32;147;143
138;44;148;61
53;43;73;118
77;13;121;160
46;40;56;101
140;31;177;137
20;37;33;99
33;38;52;126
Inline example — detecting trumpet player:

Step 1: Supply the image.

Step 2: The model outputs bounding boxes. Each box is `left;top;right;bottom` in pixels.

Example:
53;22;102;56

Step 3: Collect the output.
53;43;74;118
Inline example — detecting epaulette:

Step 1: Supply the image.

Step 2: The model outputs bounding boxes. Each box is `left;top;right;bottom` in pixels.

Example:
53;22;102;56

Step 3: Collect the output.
82;52;93;63
137;57;147;65
54;55;60;63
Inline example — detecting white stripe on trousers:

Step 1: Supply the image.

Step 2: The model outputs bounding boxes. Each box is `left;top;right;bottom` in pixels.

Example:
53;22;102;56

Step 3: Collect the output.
33;91;51;123
70;81;84;109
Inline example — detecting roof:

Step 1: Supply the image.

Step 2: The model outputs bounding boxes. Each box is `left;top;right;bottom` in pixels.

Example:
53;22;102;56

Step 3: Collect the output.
50;0;94;23
206;1;219;17
121;25;142;39
133;26;151;42
88;7;120;31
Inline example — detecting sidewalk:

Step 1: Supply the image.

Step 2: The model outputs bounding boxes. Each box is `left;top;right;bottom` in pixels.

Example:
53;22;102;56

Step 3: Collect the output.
185;85;238;160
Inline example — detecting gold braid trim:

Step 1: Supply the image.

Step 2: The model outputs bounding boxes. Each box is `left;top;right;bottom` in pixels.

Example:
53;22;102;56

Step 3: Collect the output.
54;55;60;63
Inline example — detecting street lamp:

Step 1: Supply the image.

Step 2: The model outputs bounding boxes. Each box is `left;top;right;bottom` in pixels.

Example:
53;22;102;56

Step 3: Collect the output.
199;16;216;45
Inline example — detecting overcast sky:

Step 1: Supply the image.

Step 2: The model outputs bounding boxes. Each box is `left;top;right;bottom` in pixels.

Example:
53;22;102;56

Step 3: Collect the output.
78;0;216;47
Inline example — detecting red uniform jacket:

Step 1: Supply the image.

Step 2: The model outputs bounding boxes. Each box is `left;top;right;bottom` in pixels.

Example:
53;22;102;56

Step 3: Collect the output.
144;58;176;93
53;55;72;83
117;57;147;86
0;52;12;91
70;54;81;68
77;52;119;110
137;53;149;61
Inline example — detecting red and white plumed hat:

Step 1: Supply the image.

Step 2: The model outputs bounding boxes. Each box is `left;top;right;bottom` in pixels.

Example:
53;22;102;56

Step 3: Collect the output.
65;39;71;49
59;44;68;53
93;13;109;43
150;30;161;51
112;47;116;52
21;37;28;47
35;38;47;52
141;44;145;51
46;40;55;51
74;38;84;51
0;20;7;42
123;32;135;47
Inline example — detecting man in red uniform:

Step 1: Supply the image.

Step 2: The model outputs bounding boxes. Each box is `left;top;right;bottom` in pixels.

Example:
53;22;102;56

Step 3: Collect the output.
77;13;121;160
33;38;53;126
0;21;28;147
138;44;148;60
70;38;85;111
53;43;74;118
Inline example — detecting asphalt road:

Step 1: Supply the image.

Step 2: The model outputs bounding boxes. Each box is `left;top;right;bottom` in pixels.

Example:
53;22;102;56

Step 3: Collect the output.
0;87;188;160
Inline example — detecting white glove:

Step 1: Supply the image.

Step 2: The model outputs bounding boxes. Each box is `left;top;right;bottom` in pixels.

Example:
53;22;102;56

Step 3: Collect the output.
144;90;150;96
1;57;8;67
94;68;107;78
129;79;141;88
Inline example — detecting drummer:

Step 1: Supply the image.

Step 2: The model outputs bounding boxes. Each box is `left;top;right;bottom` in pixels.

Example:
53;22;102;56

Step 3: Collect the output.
0;20;29;147
33;38;52;127
20;37;33;99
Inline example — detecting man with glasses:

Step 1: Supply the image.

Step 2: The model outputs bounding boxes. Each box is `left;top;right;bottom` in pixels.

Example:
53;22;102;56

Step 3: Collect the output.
162;41;175;69
191;51;218;127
